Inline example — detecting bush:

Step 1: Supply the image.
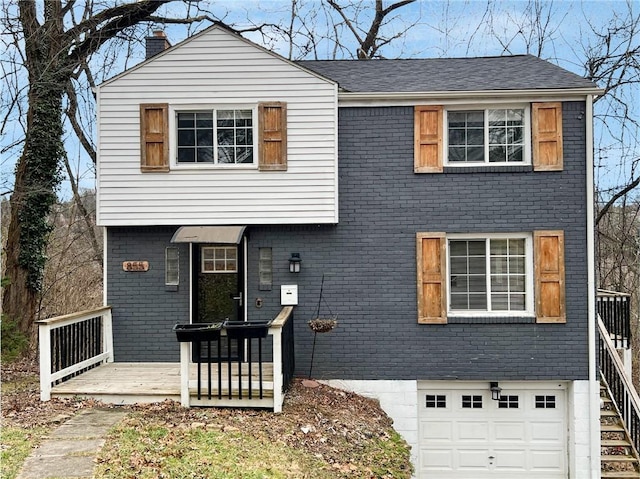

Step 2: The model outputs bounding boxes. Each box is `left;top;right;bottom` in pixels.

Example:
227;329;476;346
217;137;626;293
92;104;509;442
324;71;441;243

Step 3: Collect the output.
1;315;29;362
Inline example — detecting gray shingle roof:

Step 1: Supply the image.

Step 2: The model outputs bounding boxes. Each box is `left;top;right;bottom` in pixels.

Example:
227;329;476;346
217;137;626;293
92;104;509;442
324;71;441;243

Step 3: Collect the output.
296;55;596;92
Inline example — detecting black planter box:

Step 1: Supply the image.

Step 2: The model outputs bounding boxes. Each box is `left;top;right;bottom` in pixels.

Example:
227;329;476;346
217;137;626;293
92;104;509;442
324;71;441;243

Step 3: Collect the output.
173;322;223;342
223;319;273;339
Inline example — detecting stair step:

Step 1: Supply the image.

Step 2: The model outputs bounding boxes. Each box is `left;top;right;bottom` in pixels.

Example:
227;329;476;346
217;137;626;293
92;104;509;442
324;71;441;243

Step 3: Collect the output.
602;439;634;447
602;410;621;417
602;424;626;432
602;454;639;463
601;472;640;478
602;397;614;403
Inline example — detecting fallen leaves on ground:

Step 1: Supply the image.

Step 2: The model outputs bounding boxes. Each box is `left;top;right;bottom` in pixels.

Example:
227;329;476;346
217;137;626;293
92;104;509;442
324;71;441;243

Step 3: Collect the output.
2;359;412;478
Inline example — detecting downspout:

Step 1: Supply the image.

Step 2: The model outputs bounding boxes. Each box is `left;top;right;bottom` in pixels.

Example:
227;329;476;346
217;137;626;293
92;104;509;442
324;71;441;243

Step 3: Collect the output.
585;93;600;478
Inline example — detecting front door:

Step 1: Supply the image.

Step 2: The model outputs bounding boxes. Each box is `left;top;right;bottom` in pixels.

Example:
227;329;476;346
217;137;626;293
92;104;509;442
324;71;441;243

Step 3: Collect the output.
193;244;244;324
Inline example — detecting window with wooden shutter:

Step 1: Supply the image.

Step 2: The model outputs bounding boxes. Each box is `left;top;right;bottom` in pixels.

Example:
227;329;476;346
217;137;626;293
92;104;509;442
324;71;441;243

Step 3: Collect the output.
258;102;287;171
532;102;563;171
140;103;169;172
534;230;566;323
414;106;443;173
417;232;447;324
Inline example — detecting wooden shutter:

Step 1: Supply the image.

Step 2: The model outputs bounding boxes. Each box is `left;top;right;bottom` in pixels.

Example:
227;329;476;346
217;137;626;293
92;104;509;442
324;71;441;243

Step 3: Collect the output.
417;233;447;324
534;230;566;323
414;106;443;173
532;102;563;171
258;102;287;171
140;103;169;172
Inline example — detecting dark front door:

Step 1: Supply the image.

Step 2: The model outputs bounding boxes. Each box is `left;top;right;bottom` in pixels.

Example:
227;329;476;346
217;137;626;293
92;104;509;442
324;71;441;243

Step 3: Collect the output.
193;244;243;324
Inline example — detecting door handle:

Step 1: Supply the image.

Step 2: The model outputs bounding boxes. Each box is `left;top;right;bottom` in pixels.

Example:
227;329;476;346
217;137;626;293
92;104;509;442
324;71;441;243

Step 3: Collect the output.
232;292;243;306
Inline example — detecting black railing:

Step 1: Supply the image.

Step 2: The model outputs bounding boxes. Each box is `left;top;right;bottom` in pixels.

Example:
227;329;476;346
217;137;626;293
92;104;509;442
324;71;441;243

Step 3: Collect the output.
599;317;640;455
176;306;294;410
597;290;631;349
51;315;104;382
282;310;295;391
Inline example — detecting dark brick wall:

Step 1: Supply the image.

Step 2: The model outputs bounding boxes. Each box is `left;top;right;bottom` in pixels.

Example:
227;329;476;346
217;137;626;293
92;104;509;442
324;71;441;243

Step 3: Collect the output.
107;101;590;380
107;226;189;361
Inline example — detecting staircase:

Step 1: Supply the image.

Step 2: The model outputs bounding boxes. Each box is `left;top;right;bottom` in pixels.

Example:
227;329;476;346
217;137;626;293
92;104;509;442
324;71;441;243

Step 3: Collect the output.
601;383;640;478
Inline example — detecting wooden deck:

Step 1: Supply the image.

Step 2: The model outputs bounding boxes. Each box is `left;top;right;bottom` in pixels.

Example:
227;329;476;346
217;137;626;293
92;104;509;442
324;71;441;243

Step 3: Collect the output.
51;362;275;408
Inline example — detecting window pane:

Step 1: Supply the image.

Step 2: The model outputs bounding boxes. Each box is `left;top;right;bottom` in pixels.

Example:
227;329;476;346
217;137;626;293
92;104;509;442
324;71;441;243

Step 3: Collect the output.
450;294;468;309
448;147;466;162
510;257;526;273
218;147;234;163
469;294;487;309
490;240;508;255
177;113;194;128
467;147;484;162
491;276;509;292
467;111;484;127
507;109;524;125
489;127;506;145
177;148;195;163
509;239;525;255
196;112;213;128
217;129;233;146
450;276;468;293
449;129;466;146
197;147;213;163
236;128;251;145
508;126;523;143
511;294;526;310
450;257;468;274
237;147;253;163
508;145;523;162
468;257;485;273
178;130;195;146
490;257;508;274
448;112;466;127
450;241;468;256
467;128;484;145
468;275;487;292
197;129;213;146
488;109;505;126
467;241;485;255
489;146;506;163
511;275;526;292
492;294;509;310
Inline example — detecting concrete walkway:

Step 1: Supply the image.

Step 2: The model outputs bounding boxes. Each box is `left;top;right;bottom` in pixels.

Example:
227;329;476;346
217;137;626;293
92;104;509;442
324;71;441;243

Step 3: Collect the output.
17;409;127;479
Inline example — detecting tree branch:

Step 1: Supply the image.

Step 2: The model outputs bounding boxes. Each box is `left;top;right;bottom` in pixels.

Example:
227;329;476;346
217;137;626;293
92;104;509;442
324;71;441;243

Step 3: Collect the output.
596;172;640;225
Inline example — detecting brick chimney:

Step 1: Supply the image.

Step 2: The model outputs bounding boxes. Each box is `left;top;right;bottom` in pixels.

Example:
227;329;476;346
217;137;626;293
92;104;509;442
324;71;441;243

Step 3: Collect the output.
145;30;170;60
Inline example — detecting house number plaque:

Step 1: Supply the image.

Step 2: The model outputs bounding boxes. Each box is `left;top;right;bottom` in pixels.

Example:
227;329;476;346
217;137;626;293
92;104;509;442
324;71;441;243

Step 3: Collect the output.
122;261;149;272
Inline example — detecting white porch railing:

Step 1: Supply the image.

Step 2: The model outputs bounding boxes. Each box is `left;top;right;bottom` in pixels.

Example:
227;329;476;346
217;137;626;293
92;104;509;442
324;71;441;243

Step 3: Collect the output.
37;306;113;401
598;316;640;453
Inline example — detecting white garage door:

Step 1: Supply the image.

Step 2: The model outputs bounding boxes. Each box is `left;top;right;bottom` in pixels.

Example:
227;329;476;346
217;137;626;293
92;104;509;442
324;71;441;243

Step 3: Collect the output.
418;383;566;478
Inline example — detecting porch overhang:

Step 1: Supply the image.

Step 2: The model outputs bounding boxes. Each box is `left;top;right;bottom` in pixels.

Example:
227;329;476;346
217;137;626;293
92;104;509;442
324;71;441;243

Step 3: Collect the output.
171;226;246;244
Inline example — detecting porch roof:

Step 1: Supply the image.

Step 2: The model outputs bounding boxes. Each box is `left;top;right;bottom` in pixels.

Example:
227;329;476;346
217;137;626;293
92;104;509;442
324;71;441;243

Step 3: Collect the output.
171;226;246;244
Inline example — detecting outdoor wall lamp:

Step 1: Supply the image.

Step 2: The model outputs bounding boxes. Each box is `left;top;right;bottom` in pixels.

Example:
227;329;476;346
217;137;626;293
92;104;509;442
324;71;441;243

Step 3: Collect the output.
289;253;301;273
490;381;502;401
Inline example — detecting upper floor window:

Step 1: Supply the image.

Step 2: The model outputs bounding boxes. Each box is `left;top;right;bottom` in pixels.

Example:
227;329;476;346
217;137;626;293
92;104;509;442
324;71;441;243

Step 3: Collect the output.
414;102;561;173
176;109;254;165
446;107;528;165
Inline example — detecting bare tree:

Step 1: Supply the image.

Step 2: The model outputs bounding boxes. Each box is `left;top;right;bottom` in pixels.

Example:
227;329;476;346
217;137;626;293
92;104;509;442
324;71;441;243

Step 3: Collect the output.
0;0;224;343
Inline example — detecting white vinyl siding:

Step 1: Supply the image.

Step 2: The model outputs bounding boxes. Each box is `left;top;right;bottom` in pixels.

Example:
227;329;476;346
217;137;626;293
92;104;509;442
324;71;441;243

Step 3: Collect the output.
97;26;337;226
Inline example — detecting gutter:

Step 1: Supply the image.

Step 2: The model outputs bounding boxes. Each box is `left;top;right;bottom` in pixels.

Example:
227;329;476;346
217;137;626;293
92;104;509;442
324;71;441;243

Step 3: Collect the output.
585;93;600;478
338;87;604;104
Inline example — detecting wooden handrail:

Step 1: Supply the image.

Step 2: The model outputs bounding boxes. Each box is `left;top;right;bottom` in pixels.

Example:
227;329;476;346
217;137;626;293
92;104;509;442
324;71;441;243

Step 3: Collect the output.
599;317;640;406
36;305;112;326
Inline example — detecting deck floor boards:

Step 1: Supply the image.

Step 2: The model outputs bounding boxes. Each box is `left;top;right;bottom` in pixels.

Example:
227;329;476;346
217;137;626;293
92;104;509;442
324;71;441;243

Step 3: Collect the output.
51;362;275;405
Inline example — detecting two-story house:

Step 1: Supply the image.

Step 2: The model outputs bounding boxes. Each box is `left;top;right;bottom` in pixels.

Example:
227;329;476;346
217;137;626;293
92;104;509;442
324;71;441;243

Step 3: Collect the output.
96;24;602;478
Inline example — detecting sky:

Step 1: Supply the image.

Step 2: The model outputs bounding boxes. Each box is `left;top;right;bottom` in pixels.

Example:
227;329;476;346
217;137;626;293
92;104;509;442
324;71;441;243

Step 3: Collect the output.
1;0;638;199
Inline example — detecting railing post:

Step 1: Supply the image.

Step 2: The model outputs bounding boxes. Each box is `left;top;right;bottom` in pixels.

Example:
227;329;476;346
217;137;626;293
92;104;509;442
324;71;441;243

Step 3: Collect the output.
272;326;283;413
39;323;52;401
180;341;191;407
103;308;114;362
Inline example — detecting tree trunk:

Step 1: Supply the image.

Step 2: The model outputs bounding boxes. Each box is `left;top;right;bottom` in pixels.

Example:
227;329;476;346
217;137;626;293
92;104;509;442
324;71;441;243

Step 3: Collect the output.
2;82;65;343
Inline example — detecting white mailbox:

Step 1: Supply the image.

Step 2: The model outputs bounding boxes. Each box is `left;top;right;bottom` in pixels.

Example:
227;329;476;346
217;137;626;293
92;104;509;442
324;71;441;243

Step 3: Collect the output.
280;284;298;306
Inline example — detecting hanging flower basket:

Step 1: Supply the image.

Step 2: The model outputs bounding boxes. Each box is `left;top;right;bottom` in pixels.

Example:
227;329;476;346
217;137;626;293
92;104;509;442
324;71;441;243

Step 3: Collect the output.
308;316;338;333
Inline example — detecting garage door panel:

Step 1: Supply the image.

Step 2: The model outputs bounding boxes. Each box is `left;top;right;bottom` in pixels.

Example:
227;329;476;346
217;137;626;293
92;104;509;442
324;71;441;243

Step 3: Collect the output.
457;421;489;440
420;449;453;469
420;420;453;441
493;449;527;470
530;449;564;470
530;421;564;442
493;421;526;441
457;449;491;469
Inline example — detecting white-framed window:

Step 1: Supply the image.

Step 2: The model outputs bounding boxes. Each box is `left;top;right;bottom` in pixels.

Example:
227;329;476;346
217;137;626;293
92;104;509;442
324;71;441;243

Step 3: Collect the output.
201;246;237;273
447;234;534;315
445;106;530;165
175;107;256;166
165;247;179;285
